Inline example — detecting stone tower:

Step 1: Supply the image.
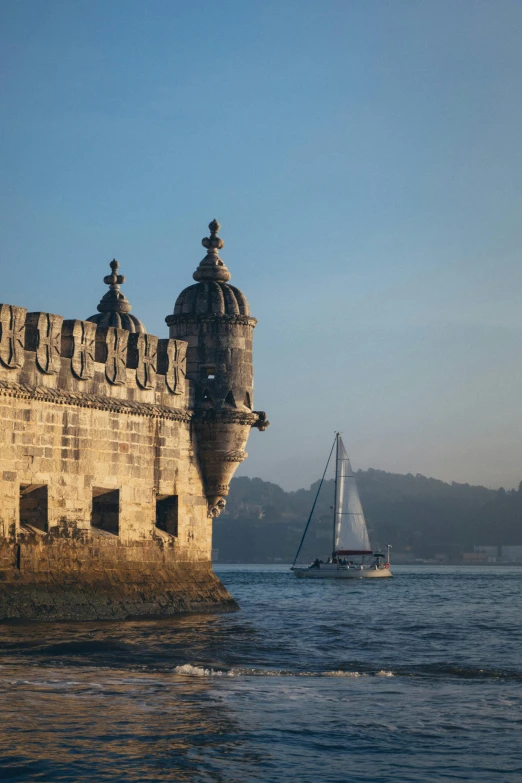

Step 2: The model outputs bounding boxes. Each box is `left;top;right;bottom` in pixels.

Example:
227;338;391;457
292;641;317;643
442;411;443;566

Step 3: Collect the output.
166;220;268;517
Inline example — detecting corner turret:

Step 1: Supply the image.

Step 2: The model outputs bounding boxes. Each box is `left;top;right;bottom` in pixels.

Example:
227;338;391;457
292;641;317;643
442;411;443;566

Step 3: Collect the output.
166;220;268;517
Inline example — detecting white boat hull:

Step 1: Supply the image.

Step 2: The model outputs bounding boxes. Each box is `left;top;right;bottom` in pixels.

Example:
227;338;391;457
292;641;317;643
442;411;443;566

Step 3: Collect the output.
292;564;392;579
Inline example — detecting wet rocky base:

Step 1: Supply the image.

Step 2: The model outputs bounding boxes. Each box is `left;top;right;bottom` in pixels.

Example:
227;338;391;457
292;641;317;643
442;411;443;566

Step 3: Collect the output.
0;535;237;621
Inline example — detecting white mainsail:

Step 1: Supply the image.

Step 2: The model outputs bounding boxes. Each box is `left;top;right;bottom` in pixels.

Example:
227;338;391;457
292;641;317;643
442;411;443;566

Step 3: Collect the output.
334;436;372;554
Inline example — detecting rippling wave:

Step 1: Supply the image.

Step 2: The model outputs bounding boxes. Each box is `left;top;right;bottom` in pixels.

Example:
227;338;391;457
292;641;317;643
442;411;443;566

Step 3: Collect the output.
0;565;521;782
172;663;395;678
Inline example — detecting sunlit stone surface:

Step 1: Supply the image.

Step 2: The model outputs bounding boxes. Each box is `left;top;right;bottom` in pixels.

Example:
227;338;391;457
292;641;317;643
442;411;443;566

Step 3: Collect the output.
0;223;267;620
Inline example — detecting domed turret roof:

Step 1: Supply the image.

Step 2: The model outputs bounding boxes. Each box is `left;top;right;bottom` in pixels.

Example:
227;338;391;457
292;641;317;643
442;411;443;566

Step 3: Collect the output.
174;281;250;317
171;220;251;318
87;259;146;333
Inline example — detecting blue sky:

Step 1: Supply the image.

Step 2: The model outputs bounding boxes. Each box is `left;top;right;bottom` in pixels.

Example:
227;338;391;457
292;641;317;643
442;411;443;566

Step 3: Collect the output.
2;0;522;489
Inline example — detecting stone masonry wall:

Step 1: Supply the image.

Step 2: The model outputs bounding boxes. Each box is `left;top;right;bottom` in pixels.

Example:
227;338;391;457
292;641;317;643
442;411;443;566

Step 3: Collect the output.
0;303;237;619
0;388;209;551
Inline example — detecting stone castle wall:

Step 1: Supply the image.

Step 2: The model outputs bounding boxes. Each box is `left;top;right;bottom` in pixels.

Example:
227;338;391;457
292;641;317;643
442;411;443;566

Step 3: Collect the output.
0;223;266;620
0;303;237;620
0;304;209;548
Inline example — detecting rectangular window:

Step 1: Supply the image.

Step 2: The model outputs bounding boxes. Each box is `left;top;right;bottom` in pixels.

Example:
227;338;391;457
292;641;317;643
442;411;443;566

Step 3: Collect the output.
91;488;120;535
156;495;178;537
20;484;48;533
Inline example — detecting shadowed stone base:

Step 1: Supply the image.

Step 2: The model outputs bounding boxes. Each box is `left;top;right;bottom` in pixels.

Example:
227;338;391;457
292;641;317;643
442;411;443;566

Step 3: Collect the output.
0;538;237;621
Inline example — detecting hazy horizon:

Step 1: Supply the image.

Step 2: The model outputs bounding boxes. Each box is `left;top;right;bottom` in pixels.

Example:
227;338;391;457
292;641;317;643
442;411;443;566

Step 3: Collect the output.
2;1;522;493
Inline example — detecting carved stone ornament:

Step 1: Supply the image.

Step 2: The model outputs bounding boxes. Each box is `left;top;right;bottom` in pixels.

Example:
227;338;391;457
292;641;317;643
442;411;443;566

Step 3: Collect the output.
26;312;63;375
206;483;230;496
87;259;146;333
164;339;186;395
133;333;158;390
0;304;27;369
193;219;231;283
0;379;192;422
200;449;247;463
104;327;129;385
253;410;270;431
62;320;97;380
208;498;227;518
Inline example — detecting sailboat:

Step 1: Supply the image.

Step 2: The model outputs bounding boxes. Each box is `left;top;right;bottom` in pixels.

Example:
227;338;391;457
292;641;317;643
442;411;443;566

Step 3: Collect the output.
291;433;392;579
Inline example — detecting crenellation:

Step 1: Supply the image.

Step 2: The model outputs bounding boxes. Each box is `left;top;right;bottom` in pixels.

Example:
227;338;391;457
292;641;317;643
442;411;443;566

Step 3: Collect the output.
157;338;186;395
0;221;266;620
0;310;189;405
95;326;129;385
25;312;63;375
128;332;158;389
0;303;27;369
61;319;97;380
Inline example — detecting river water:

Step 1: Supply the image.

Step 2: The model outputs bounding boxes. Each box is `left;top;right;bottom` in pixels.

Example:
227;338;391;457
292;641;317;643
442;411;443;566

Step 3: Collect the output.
0;565;521;782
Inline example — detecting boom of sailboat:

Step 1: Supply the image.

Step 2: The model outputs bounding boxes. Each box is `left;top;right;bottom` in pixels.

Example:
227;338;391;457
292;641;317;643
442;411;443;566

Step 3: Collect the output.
291;433;392;579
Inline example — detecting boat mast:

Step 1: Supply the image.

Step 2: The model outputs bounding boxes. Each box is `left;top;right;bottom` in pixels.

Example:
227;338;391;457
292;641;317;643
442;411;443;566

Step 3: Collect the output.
332;432;339;558
291;434;336;567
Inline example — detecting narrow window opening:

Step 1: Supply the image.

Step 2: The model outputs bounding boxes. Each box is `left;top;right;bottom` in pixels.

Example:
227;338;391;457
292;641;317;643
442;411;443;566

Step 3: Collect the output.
156;495;178;537
201;365;216;380
201;388;214;404
20;484;48;533
224;390;236;407
91;488;120;535
244;392;252;409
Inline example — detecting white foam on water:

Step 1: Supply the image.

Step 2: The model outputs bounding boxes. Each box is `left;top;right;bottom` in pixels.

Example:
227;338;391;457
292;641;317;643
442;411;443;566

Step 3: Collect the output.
174;664;228;677
173;664;390;679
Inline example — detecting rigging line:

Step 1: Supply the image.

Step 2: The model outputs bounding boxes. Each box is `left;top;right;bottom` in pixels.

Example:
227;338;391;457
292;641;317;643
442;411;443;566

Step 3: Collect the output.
292;433;337;567
332;432;339;557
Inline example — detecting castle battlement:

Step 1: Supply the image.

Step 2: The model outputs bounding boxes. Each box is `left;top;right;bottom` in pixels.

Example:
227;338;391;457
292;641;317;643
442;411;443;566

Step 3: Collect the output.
0;306;189;406
0;221;267;621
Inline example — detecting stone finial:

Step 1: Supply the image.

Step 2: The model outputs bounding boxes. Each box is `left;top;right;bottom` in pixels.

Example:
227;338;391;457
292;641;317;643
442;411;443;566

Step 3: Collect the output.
193;220;231;283
202;219;225;252
97;260;132;314
87;259;146;333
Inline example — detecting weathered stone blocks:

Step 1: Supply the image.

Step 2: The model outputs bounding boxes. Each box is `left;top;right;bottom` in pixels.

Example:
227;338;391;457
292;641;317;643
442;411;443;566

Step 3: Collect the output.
165;221;267;518
0;222;266;620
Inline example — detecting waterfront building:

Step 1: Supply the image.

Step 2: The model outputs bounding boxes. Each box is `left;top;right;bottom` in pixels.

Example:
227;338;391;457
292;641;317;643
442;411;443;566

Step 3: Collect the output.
0;221;267;620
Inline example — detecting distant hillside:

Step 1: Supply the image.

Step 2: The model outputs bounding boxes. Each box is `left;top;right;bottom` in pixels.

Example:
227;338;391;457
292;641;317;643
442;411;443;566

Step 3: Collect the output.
213;471;522;563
